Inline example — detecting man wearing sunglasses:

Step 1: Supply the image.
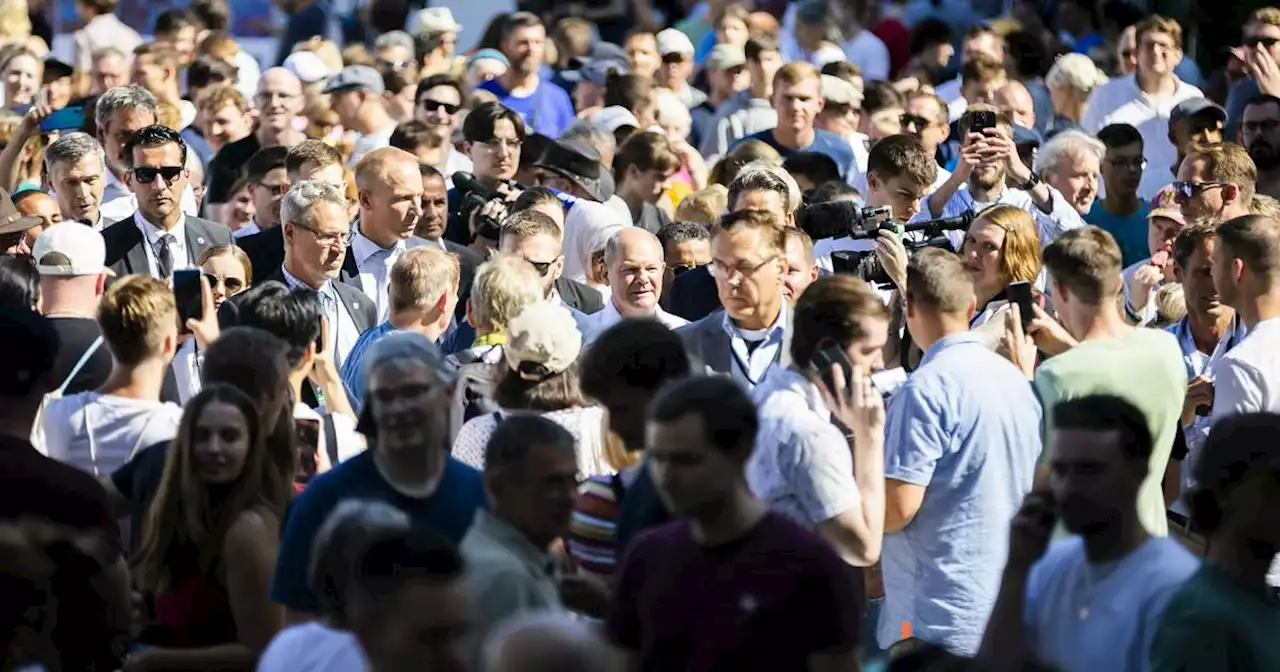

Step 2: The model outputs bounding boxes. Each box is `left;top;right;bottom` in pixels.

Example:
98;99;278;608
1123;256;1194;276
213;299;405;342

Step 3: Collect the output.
102;125;233;279
414;74;471;184
657;221;710;305
1225;8;1280;143
1174;142;1257;229
497;210;597;327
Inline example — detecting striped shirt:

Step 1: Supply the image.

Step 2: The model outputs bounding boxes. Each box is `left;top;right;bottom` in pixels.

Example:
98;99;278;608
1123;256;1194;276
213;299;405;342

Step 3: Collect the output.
568;470;632;576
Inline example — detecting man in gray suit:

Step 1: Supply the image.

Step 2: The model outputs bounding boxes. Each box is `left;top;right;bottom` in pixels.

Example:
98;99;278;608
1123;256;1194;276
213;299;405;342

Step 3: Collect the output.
676;209;790;389
102;125;233;279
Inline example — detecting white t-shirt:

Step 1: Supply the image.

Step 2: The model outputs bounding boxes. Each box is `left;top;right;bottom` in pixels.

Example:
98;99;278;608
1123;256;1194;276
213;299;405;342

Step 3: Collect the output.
350;127;396;165
1080;74;1204;200
294;402;365;464
40;393;184;477
256;622;367;672
841;30;890;83
1212;317;1280;419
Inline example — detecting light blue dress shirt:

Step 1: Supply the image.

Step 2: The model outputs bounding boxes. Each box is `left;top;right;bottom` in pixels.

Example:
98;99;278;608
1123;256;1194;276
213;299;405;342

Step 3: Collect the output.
339;320;400;412
722;304;787;388
878;331;1043;655
281;267;361;371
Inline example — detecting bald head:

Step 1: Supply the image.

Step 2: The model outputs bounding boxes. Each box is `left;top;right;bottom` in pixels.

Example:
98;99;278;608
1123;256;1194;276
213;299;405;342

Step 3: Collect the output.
604;227;665;317
483;613;621;672
995;80;1035;129
16;192;62;237
256;68;304;136
355;147;425;246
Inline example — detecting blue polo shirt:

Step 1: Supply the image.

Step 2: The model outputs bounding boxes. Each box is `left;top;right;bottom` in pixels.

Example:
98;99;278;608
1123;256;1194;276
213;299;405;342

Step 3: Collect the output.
740;129;857;179
270;450;487;613
478;78;575;138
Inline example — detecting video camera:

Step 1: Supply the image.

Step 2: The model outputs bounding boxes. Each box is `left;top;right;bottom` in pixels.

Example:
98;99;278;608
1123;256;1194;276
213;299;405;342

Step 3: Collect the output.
453;172;522;241
804;200;976;285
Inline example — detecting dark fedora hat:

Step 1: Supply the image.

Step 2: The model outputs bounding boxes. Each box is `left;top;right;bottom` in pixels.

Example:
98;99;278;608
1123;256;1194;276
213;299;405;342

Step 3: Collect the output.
532;138;615;203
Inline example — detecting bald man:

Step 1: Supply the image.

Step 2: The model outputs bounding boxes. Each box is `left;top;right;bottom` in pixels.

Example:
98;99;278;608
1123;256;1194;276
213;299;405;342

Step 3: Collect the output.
581;227;688;343
15;191;63;251
483;613;622;672
207;67;307;206
348;147;430;318
995;80;1036;130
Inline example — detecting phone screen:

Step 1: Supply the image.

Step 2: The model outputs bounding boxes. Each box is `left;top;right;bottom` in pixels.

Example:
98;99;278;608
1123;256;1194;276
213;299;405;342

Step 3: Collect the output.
1006;281;1034;330
315;317;325;353
172;270;203;335
39;106;84;133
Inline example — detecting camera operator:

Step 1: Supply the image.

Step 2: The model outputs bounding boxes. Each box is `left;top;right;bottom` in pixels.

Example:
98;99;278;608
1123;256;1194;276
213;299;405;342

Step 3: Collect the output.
812;134;936;287
919;105;1084;248
445;102;526;245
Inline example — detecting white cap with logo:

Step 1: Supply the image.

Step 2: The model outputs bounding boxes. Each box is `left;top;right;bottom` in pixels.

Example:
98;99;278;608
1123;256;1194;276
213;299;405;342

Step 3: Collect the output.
32;223;109;276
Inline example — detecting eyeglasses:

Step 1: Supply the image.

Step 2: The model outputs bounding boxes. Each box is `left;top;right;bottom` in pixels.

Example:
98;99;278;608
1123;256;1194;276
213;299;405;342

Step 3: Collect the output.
1246;36;1280;49
527;256;561;276
419;98;462;115
204;273;245;293
1171;180;1232;201
708;255;777;282
900;113;930;129
671;262;703;277
479;137;522;152
132;165;184;184
378;58;415;71
256;181;290;196
292;221;353;247
1106;157;1148;171
1121;49;1135;60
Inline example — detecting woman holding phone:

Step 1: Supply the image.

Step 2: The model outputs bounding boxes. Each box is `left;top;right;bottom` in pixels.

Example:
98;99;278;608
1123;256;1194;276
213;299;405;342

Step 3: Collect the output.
959;204;1044;329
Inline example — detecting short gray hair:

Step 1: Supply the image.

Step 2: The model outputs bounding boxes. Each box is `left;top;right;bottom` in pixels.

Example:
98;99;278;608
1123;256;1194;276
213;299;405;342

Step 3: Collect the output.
1046;53;1108;95
1034;130;1105;177
94;85;158;133
727;160;803;215
561;120;616;159
44;132;106;174
375;30;415;54
280;180;349;229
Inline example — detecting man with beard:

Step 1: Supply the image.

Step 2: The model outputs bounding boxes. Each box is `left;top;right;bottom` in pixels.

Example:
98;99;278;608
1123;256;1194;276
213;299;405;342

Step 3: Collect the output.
206;68;307;209
1086;124;1150;267
1241;95;1280;200
978;395;1199;672
1174;142;1257;228
479;12;575;138
919;105;1084;249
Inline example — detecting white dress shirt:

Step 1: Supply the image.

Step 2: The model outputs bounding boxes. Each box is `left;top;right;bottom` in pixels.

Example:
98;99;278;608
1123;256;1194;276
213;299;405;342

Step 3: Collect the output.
581;299;688;344
350;227;423;320
281;266;361;370
915;182;1084;250
133;211;192;278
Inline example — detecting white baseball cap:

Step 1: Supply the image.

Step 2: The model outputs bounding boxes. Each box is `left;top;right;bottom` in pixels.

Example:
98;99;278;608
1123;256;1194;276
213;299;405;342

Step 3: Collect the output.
283;51;333;85
656;28;695;57
593;106;641;133
32;222;109;276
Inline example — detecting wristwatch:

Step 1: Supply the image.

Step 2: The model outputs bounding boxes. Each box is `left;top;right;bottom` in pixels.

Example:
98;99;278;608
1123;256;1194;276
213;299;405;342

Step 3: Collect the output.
1019;171;1041;192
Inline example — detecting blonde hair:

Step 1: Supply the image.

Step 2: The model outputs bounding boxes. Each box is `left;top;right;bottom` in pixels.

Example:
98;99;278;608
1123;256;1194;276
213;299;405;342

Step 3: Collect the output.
675;184;728;226
470;255;544;334
0;0;31;39
293;37;344;74
773;61;820;89
197;244;254;285
196;84;250;115
1046;53;1108;95
1153;283;1186;328
388;247;460;313
1135;15;1183;51
974;204;1042;286
97;275;177;366
1251;7;1280;28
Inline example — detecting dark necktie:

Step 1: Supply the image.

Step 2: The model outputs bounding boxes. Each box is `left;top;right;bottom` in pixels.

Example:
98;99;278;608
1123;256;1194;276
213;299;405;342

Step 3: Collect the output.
155;234;174;279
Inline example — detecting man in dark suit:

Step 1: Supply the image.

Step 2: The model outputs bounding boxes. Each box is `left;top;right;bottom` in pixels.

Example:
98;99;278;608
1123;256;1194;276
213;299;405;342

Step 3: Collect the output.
664;264;720;322
676;210;789;389
420;164;481;322
271;180;377;370
102;126;233;278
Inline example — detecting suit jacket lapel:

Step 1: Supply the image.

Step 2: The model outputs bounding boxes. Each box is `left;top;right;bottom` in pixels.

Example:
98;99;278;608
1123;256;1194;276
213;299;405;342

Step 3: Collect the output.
123;220;149;276
705;315;733;375
335;283;373;333
184;217;209;265
338;246;361;289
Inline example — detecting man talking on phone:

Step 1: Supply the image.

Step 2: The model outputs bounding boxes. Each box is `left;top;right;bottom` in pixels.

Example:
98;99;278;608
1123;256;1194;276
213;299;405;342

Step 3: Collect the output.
917;105;1084;249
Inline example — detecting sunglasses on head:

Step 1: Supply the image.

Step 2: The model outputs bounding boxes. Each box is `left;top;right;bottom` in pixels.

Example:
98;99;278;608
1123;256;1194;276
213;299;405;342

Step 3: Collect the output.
205;274;245;293
132;165;184;184
420;99;461;115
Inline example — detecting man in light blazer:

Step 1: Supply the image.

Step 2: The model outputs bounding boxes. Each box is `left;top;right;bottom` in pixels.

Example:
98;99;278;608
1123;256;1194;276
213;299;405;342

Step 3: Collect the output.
102;126;233;279
676;210;791;389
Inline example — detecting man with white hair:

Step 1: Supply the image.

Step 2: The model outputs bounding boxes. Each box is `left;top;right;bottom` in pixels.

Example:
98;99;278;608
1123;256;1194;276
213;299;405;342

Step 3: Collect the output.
44;132;108;229
483;612;621;672
581;228;687;344
1034;130;1104;216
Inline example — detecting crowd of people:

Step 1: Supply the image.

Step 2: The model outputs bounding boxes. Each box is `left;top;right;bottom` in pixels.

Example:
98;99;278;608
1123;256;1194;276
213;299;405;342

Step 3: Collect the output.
1;0;1280;670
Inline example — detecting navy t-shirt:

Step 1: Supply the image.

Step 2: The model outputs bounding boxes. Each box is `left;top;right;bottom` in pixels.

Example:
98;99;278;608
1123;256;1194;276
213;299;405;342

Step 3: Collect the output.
479;78;576;138
740;129;857;179
269;450;487;613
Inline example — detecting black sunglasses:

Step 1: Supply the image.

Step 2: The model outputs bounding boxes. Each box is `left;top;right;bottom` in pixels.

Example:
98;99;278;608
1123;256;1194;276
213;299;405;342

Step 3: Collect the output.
1246;36;1280;49
132;165;184;184
419;99;461;115
900;113;930;129
529;259;557;276
204;274;245;293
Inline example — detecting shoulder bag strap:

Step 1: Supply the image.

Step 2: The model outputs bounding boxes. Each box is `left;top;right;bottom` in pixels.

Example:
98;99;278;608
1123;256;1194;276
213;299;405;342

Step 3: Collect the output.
60;336;104;395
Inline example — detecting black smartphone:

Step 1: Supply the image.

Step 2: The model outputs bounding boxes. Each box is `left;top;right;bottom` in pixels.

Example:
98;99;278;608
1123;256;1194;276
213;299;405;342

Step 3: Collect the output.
172;269;203;335
812;343;853;394
1007;281;1035;331
970;110;997;135
39;106;84;133
315;316;325;353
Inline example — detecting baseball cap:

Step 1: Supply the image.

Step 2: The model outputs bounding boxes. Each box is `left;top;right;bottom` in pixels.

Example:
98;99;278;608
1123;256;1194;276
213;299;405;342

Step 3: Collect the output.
323;65;385;95
570;58;628;87
413;7;462;36
705;44;746;71
593;105;641;133
657;28;695;57
505;302;582;379
32;222;109;276
0;188;43;237
1148;184;1185;225
283;51;334;85
1170;98;1226;128
821;75;863;106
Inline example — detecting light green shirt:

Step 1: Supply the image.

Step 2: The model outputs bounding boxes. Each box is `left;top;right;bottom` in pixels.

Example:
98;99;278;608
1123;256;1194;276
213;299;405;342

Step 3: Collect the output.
459;510;563;643
1033;327;1185;537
